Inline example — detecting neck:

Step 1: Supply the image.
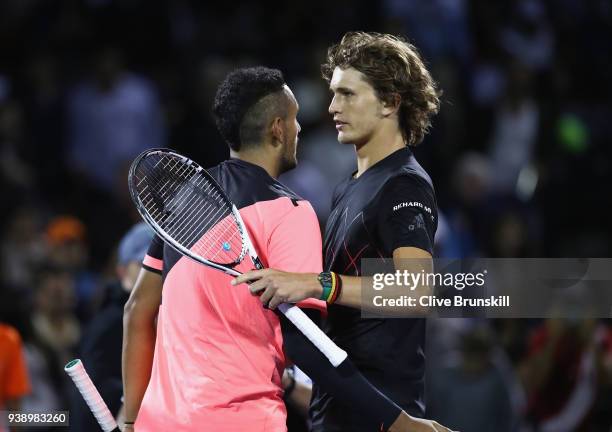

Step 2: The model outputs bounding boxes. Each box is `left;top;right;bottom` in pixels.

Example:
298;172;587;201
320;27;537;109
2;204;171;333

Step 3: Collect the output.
230;147;281;178
354;126;406;178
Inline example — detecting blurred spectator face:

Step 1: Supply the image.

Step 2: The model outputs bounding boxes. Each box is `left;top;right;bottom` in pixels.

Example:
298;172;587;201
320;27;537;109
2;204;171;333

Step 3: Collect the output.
35;271;76;318
493;213;526;257
50;240;88;270
328;67;391;147
45;216;88;271
453;153;491;206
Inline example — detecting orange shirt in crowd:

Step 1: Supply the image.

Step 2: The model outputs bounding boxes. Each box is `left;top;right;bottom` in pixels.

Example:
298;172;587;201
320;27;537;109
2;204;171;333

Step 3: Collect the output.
0;323;31;407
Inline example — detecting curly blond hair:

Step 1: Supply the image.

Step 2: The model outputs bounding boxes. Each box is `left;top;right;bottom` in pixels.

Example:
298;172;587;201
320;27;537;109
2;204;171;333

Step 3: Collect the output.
322;32;440;146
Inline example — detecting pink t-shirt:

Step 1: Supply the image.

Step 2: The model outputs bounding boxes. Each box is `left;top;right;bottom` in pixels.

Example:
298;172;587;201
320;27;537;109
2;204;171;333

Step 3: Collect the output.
137;192;324;431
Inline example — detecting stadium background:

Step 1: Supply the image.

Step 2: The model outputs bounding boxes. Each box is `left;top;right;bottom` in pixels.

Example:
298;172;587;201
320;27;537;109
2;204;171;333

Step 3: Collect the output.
1;0;611;430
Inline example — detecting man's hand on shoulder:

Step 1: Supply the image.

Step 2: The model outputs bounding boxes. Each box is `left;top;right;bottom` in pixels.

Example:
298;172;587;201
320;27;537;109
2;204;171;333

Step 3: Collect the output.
232;269;322;309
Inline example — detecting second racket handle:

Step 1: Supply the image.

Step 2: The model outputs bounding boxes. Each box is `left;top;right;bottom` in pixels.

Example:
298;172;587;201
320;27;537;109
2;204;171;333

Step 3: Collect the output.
64;359;119;432
278;303;348;367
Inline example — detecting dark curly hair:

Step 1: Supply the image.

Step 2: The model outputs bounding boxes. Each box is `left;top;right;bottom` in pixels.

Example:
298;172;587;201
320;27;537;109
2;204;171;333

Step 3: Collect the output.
322;32;440;146
213;66;287;151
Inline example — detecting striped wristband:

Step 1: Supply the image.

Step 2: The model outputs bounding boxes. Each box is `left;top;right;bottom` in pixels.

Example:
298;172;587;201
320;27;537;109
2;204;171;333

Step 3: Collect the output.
318;272;342;304
328;272;342;304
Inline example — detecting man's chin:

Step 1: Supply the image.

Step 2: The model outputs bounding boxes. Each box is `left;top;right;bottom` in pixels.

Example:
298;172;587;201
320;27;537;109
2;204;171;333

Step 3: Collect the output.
336;133;353;144
279;158;298;174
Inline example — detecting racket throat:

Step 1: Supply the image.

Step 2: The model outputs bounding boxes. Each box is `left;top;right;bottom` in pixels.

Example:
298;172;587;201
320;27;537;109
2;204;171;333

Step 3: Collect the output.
251;256;265;270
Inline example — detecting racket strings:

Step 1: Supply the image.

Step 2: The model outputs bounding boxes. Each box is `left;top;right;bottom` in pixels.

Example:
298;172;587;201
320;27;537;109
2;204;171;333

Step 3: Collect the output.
141;159;243;262
133;153;245;265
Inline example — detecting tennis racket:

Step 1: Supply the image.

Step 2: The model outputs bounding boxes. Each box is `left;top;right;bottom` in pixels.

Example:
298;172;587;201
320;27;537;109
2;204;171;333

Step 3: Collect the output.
65;359;119;432
128;148;348;367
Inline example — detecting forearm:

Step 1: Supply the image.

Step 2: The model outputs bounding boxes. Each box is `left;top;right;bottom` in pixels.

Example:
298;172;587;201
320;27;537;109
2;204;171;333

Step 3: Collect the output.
332;275;430;316
122;306;157;423
280;310;402;431
333;275;365;309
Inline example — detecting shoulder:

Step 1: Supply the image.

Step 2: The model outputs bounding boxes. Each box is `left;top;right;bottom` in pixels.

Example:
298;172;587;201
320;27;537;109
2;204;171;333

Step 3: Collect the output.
378;171;436;204
264;197;319;232
210;161;303;207
387;147;435;191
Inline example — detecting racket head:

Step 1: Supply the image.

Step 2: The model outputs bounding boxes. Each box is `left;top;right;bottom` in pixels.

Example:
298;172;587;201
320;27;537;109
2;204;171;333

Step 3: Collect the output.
128;148;248;268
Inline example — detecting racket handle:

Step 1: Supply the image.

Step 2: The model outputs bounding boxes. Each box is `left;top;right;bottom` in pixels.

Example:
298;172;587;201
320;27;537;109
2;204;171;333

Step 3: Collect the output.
64;359;119;432
277;303;348;367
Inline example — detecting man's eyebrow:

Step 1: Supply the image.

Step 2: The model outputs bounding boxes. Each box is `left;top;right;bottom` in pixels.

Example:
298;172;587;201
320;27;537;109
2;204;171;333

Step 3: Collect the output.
329;86;352;93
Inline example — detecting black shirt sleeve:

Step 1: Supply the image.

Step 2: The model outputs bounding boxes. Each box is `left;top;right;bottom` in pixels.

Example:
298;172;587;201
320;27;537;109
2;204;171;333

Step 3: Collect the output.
376;174;438;255
142;234;164;274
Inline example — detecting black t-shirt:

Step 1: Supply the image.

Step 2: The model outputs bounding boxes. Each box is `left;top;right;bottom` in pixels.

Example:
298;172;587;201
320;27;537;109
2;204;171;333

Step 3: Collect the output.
310;147;438;431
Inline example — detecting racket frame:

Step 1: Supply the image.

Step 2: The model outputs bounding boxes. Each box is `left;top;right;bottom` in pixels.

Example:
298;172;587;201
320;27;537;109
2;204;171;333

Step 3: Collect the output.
129;148;249;273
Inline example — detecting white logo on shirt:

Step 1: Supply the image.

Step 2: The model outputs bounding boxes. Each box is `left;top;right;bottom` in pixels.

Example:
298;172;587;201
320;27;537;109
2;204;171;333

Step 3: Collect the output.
392;201;432;214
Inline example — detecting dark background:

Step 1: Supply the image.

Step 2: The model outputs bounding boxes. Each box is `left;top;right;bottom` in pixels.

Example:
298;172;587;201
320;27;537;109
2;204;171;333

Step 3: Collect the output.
1;1;611;431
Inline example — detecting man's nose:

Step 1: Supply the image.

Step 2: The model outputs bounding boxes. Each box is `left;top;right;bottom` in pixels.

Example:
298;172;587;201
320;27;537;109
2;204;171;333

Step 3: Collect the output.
328;95;339;115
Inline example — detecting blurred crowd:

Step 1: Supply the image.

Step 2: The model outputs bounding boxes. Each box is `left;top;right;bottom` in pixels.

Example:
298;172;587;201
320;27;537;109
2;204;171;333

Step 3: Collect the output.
1;0;611;431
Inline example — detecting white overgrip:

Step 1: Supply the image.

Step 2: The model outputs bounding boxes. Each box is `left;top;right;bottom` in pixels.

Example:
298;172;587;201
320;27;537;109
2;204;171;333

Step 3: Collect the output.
64;359;118;432
278;303;348;367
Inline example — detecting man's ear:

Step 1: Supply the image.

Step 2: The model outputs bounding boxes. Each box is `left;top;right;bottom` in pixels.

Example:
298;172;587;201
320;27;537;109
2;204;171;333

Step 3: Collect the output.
270;117;285;147
381;93;401;117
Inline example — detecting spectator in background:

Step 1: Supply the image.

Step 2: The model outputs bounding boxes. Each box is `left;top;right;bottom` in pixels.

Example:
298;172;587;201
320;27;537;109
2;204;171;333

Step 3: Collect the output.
0;280;64;424
488;63;539;194
519;318;612;431
44;216;99;321
30;265;79;369
65;46;165;264
0;323;31;432
71;222;153;431
443;152;492;258
0;98;33;195
22;52;66;204
500;0;554;73
428;324;516;432
66;45;166;197
0;207;46;291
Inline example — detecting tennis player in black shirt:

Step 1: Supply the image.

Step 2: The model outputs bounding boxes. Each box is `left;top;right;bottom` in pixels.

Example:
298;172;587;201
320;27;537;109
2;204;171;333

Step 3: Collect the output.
234;32;443;431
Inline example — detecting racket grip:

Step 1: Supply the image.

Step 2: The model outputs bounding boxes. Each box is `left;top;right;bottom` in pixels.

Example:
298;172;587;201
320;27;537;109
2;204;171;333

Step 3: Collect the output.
278;303;348;367
64;359;119;432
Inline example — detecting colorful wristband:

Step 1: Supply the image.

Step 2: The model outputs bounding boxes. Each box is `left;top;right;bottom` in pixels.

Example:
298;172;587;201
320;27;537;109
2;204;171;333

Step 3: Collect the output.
318;272;332;301
328;273;342;304
318;272;343;303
